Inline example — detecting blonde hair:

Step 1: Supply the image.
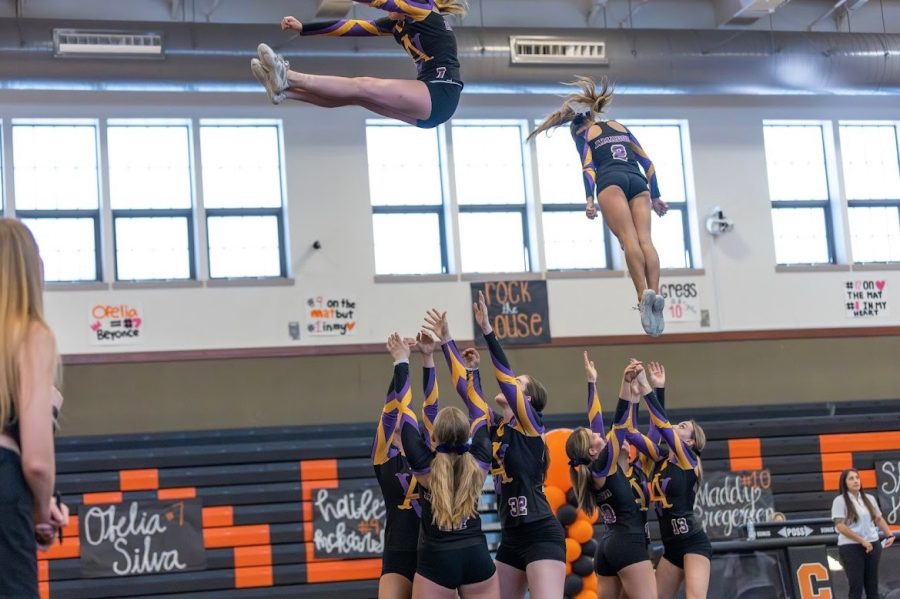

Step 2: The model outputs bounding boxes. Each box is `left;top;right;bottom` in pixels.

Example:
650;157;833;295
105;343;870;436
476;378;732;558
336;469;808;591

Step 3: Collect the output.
434;0;468;16
0;219;49;430
526;76;614;143
690;419;706;482
429;406;484;531
566;428;598;516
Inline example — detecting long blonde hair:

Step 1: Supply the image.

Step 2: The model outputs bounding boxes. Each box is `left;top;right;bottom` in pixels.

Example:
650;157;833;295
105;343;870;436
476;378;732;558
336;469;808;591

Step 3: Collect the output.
690;419;706;482
429;406;484;530
566;427;598;516
526;76;614;142
0;219;48;429
434;0;468;16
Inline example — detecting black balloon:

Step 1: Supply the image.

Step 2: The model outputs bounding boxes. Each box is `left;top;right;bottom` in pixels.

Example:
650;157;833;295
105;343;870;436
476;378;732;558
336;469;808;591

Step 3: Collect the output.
557;504;578;526
566;488;579;507
572;555;594;577
581;538;598;557
564;574;583;596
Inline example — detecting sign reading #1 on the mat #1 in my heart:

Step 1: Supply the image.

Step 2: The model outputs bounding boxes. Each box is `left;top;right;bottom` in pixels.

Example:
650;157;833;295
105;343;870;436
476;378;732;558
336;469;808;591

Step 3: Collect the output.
78;499;206;578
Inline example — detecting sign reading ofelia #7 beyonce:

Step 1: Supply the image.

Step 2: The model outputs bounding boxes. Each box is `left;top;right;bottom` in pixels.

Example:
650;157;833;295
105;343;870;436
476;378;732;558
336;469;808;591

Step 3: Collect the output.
312;482;386;559
79;500;205;578
90;303;144;345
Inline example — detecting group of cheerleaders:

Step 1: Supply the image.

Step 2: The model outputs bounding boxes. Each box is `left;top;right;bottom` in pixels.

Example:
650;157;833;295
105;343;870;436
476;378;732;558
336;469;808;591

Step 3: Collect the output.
251;0;670;337
372;291;709;599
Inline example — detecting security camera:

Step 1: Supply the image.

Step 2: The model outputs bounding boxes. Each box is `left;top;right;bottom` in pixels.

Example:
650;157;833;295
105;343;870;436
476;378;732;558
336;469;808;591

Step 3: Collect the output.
705;207;735;236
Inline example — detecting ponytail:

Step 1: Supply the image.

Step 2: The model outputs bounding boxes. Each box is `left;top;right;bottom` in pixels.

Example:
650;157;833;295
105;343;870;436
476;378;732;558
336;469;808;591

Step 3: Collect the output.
434;0;468;16
526;76;614;142
566;428;598;516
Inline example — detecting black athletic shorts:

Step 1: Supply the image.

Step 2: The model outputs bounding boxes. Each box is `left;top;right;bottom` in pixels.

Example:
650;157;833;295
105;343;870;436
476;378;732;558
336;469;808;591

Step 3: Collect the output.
416;540;495;589
0;448;38;599
416;79;463;129
661;532;712;570
594;532;651;577
597;170;649;201
495;516;566;570
382;549;417;581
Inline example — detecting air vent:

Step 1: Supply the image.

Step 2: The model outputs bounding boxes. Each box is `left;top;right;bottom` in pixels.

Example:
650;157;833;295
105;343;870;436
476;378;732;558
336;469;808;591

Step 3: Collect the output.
53;29;164;58
509;36;608;65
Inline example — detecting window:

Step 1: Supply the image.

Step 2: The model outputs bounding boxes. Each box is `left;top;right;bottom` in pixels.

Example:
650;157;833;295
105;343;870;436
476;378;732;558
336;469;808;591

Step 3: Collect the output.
763;123;835;265
107;122;194;280
533;126;611;270
13;122;101;282
452;122;530;273
623;122;694;269
839;123;900;263
365;122;447;275
199;123;287;279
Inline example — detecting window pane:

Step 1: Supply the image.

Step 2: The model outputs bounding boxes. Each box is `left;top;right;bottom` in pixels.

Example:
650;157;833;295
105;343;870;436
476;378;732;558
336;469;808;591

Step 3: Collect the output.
623;124;687;203
21;218;97;281
839;125;900;200
366;125;442;206
652;208;689;269
459;212;526;272
108;126;192;209
534;129;587;205
13;125;99;210
207;215;281;278
763;125;829;201
200;126;283;209
452;125;526;206
373;213;443;274
115;217;191;280
542;211;607;270
848;206;900;263
772;207;830;264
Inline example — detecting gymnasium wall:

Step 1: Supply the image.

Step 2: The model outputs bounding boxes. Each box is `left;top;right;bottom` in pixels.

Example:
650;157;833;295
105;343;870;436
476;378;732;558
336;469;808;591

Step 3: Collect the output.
0;90;898;434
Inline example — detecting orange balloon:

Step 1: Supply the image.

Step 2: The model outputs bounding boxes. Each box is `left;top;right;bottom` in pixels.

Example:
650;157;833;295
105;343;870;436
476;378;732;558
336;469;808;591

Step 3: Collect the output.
574;589;596;599
581;507;599;524
545;428;574;493
582;573;598;592
565;537;581;562
568;519;594;544
566;561;572;576
545;485;566;513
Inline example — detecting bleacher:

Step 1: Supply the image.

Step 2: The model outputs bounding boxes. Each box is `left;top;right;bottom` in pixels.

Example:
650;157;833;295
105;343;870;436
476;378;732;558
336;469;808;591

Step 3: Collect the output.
39;399;900;598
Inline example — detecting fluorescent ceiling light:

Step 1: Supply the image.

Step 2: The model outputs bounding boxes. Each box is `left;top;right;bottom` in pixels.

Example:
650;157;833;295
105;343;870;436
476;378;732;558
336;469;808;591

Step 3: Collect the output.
53;29;164;59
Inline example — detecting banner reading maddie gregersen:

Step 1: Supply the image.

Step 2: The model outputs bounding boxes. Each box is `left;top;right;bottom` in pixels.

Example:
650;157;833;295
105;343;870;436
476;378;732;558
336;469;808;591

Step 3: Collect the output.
312;482;386;559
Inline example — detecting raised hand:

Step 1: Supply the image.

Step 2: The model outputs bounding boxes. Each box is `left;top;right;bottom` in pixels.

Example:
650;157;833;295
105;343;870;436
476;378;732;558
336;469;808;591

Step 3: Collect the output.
387;332;412;362
583;351;597;384
648;361;666;388
473;290;492;334
281;15;302;31
416;330;439;356
424;309;450;343
652;198;669;217
462;347;481;369
630;376;642;400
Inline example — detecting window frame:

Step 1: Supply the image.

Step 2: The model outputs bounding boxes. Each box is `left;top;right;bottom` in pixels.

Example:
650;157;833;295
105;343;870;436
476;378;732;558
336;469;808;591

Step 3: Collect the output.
620;119;696;270
10;119;104;282
106;120;198;281
366;120;450;276
450;119;533;274
837;121;900;264
763;120;838;266
198;120;289;280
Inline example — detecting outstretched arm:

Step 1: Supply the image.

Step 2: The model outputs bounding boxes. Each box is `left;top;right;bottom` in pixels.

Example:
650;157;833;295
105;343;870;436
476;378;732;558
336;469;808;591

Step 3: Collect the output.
424;309;493;431
371;375;398;466
474;291;542;436
356;0;435;18
637;367;696;470
418;331;440;450
298;17;395;36
627;129;661;200
646;361;666;444
584;351;605;435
